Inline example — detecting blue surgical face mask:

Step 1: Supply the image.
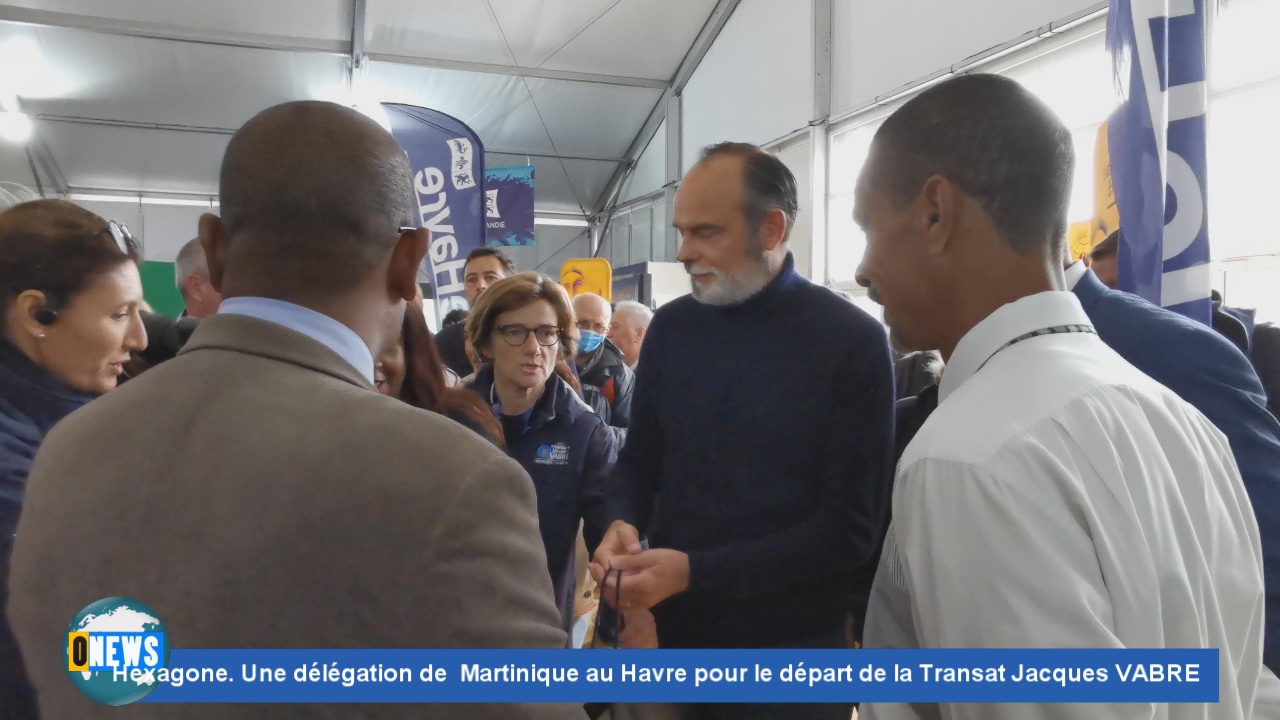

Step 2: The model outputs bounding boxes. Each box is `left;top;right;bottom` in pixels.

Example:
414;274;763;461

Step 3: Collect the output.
578;330;605;354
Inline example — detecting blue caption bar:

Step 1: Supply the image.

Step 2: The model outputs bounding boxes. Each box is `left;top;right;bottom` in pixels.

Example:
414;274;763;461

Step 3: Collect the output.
138;649;1219;703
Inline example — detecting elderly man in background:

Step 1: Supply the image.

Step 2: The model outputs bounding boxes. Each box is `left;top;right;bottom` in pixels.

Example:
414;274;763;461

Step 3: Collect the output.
609;301;653;370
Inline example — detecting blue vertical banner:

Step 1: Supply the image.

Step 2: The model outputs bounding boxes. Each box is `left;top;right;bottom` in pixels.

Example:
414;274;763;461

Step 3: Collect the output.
1106;0;1211;324
485;165;536;246
383;103;487;316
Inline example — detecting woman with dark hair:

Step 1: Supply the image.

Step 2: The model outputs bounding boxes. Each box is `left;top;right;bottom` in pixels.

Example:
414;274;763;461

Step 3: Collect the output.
465;272;615;633
0;198;147;717
375;293;502;445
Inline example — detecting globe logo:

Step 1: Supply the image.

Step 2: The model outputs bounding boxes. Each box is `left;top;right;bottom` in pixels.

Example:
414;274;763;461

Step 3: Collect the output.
537;445;553;460
64;597;170;706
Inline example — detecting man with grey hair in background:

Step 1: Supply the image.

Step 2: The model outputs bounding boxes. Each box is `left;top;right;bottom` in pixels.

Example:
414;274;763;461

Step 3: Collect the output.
175;236;223;318
608;300;653;370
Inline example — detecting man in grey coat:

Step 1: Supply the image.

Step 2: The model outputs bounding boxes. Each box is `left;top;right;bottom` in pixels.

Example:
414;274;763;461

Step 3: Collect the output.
8;101;584;720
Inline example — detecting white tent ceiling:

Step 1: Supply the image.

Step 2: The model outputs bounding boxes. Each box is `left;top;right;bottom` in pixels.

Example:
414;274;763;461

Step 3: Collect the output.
0;0;722;215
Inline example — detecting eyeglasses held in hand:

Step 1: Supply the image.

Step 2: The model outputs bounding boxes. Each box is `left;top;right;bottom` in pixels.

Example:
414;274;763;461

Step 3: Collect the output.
494;324;561;347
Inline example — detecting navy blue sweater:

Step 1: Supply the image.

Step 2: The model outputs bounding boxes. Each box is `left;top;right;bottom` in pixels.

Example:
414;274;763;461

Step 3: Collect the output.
0;337;94;717
606;254;895;648
468;367;615;632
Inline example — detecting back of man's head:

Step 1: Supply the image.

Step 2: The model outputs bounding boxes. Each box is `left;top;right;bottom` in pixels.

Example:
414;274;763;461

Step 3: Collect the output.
213;101;416;303
870;73;1074;259
466;247;516;277
1090;229;1119;261
698;142;798;245
613;301;653;329
174;237;207;299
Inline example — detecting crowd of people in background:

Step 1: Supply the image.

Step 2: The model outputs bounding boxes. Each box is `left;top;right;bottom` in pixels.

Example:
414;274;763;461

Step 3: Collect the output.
0;73;1277;720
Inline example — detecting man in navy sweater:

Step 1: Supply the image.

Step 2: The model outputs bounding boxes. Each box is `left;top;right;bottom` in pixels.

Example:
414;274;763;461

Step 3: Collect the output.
592;142;894;719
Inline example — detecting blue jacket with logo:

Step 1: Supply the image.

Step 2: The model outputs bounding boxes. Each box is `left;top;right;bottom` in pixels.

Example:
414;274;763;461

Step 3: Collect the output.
468;367;615;631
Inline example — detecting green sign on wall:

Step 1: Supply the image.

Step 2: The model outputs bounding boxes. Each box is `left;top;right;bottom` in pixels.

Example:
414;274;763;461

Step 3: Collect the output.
139;260;185;317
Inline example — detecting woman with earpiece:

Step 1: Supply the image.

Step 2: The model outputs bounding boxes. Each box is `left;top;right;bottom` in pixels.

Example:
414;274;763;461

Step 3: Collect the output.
0;199;146;716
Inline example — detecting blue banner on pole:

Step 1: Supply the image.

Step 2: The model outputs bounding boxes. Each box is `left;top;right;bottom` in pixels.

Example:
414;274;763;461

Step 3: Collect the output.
138;649;1218;704
1106;0;1212;324
383;103;487;316
486;165;535;246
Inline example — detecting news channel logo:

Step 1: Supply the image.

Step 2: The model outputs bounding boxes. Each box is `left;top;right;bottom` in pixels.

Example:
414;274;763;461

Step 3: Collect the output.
64;596;170;706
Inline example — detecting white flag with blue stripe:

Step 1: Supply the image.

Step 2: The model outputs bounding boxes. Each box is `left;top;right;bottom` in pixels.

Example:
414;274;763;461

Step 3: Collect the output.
1106;0;1212;324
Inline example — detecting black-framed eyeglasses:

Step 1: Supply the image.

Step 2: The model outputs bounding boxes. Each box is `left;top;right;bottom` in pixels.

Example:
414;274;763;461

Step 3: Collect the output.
494;324;560;347
575;319;607;334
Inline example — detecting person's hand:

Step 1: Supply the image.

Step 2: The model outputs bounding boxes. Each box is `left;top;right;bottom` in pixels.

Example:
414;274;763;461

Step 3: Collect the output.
620;607;659;649
589;520;642;586
600;549;690;610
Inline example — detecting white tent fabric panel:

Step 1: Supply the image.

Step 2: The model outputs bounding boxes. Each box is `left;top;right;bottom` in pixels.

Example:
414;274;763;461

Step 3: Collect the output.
537;0;719;81
3;25;349;129
366;61;555;153
681;0;813;173
486;0;616;70
771;136;814;280
73;199;143;244
40;122;225;196
366;0;716;82
832;0;1098;115
0;0;352;43
527;224;591;272
134;204;208;262
71;200;208;263
621;118;665;203
366;0;614;69
0;145;36;192
365;61;662;159
522;79;662;159
485;152;616;215
366;0;512;65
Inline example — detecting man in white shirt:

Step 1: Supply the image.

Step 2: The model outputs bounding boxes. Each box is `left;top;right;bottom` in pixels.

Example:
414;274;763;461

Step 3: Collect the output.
853;73;1269;719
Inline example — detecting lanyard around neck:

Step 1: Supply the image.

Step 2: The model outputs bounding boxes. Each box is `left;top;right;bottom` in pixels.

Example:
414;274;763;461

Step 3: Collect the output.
489;382;537;426
976;323;1097;375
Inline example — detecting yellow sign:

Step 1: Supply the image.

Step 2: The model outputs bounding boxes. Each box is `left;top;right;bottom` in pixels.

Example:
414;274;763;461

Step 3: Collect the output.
1092;122;1120;249
560;258;612;301
1068;220;1094;262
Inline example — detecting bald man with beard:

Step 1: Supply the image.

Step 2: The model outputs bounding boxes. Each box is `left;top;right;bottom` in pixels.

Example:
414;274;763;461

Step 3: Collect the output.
8;102;583;720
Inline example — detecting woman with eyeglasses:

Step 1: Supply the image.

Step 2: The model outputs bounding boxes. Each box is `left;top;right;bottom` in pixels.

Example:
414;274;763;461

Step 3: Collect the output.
0;199;146;716
465;272;615;633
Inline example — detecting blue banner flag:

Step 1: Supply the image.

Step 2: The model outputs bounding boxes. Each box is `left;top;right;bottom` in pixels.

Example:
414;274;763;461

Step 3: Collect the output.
383;103;487;316
139;649;1218;704
1106;0;1212;324
486;165;535;246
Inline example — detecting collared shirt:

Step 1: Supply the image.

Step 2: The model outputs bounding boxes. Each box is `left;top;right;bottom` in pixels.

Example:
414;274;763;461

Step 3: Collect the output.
218;297;375;384
1064;259;1087;290
863;291;1269;720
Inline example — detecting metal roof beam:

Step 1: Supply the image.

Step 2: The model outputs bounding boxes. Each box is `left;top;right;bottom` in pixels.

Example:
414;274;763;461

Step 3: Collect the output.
363;52;666;89
592;0;742;214
0;6;668;89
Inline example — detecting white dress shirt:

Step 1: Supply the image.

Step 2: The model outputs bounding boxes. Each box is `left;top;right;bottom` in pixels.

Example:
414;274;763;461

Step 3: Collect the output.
863;291;1268;720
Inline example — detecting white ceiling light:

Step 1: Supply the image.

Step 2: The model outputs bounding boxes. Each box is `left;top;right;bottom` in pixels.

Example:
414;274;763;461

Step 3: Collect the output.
534;217;589;227
0;111;32;144
68;193;218;208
